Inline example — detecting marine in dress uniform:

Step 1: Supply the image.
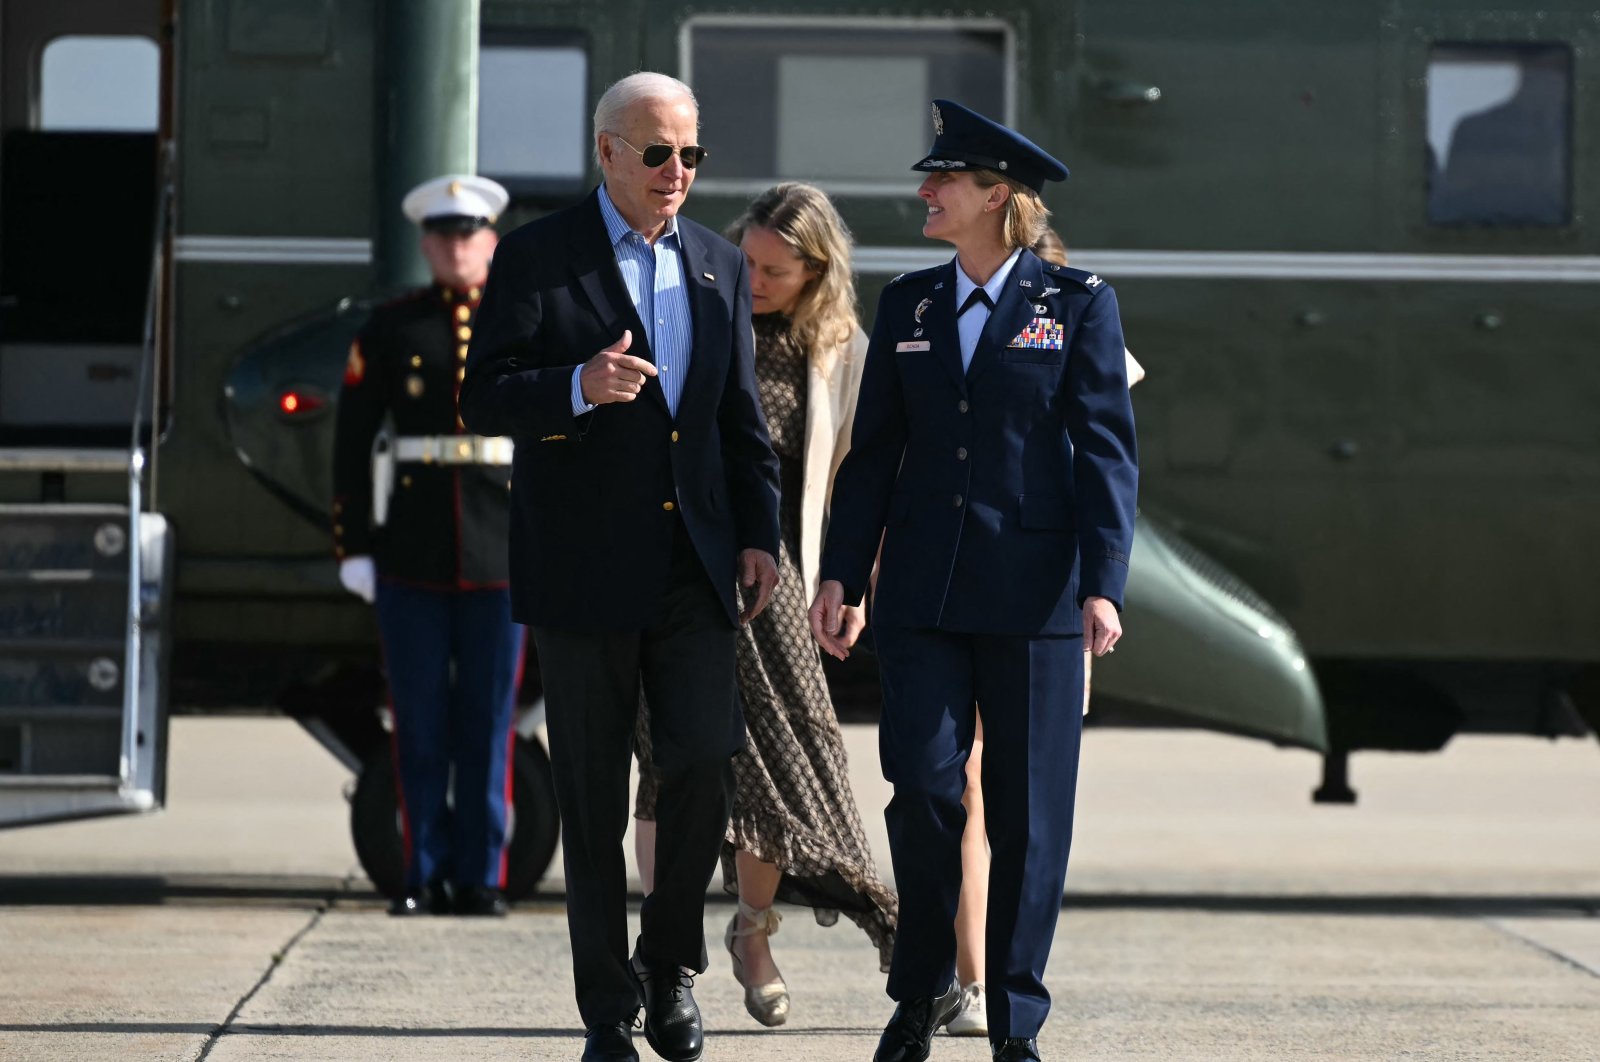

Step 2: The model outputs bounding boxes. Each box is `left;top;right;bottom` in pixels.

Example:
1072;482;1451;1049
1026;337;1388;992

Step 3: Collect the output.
332;174;523;917
812;102;1138;1062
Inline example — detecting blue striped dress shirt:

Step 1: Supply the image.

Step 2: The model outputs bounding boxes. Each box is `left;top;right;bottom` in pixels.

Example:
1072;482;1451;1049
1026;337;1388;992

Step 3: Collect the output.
569;185;694;417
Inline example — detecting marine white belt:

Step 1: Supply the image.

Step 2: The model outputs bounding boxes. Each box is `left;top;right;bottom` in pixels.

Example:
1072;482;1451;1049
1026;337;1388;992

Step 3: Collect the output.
393;435;514;465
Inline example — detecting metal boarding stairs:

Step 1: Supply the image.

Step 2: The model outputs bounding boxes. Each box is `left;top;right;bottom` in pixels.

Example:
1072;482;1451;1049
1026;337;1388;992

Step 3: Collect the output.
0;151;174;827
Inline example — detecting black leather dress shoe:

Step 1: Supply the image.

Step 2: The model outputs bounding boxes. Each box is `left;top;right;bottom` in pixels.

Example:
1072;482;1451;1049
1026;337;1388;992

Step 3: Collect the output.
873;980;962;1062
992;1038;1042;1062
632;952;703;1061
453;885;509;917
387;883;449;916
582;1020;640;1062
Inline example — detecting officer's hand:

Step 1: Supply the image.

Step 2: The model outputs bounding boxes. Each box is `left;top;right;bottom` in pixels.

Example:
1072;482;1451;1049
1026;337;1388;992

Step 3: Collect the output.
580;330;657;405
1083;596;1122;656
837;603;867;654
339;556;376;604
809;580;850;661
738;549;779;625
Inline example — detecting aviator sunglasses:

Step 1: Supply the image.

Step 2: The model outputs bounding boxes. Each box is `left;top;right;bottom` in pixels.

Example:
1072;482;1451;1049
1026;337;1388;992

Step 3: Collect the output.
609;134;708;170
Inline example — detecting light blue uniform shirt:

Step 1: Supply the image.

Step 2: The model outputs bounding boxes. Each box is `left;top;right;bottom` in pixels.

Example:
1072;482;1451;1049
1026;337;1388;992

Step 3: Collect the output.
569;185;694;417
952;247;1023;373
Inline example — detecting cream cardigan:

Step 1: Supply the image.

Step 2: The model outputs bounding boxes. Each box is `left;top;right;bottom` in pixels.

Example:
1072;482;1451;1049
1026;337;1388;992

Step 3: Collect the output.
796;325;870;600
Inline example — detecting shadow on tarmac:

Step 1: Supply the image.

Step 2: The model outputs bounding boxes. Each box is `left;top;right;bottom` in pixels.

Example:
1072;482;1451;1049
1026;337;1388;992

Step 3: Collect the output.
1;874;1594;918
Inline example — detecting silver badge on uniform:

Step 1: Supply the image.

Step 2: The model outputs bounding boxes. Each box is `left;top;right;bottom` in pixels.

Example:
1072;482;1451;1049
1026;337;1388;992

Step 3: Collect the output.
1034;302;1049;314
913;327;924;338
914;297;932;323
1086;274;1104;288
1042;286;1060;297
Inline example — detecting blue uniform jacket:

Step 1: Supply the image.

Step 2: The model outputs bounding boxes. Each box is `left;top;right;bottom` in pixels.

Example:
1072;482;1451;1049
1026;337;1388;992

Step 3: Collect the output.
820;249;1137;636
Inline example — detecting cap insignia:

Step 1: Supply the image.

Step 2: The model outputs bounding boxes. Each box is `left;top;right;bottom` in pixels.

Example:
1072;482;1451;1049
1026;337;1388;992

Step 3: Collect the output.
448;180;462;196
931;102;944;135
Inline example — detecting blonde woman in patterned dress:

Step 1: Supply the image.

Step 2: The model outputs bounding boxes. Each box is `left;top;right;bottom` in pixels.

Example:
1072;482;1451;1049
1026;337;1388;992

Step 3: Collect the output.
633;182;897;1027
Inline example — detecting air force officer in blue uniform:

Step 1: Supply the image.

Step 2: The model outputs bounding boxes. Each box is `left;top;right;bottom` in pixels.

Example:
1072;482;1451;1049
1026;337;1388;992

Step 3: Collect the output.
810;101;1138;1062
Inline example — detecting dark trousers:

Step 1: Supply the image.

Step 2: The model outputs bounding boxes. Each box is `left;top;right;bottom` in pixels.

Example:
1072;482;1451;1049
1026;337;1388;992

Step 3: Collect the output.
873;625;1085;1041
374;582;523;890
533;522;744;1029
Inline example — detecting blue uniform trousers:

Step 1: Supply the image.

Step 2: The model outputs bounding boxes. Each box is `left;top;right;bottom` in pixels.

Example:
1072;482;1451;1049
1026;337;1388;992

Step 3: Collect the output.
874;625;1085;1041
374;581;523;890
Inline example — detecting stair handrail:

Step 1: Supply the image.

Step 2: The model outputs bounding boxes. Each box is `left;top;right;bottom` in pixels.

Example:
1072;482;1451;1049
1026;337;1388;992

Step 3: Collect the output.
122;142;174;790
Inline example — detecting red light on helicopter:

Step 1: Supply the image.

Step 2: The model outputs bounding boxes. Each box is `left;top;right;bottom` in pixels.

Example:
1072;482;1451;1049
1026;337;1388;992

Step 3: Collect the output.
278;389;326;416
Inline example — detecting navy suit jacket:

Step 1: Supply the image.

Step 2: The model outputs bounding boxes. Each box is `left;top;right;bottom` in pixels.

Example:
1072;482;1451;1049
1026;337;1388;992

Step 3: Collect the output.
821;250;1138;636
460;190;781;631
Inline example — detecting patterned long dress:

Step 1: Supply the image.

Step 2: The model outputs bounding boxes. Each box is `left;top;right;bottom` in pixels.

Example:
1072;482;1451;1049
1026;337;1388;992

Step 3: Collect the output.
635;312;896;970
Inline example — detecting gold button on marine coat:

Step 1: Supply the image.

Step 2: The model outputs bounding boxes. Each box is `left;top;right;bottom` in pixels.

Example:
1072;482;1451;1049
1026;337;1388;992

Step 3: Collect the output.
662;501;675;512
411;355;422;367
456;304;471;323
457;325;471;341
457;344;469;361
670;431;680;442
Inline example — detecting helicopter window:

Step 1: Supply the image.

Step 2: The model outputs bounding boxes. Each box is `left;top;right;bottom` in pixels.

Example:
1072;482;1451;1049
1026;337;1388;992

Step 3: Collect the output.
1426;44;1570;227
684;18;1012;195
478;30;589;198
38;36;159;132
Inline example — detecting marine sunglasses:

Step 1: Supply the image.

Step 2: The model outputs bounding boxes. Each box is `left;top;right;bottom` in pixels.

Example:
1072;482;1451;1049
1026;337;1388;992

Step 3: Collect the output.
609;134;708;170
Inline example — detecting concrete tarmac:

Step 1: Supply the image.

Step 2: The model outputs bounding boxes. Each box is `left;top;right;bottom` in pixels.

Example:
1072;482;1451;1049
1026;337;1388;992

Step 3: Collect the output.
2;718;1598;1061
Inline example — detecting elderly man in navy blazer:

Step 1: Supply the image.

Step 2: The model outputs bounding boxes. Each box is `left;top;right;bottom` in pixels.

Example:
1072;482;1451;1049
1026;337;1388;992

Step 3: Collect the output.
462;72;780;1062
811;100;1138;1062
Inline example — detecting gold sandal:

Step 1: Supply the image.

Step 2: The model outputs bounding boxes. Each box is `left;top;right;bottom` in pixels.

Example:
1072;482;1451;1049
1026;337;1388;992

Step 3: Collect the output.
724;900;789;1027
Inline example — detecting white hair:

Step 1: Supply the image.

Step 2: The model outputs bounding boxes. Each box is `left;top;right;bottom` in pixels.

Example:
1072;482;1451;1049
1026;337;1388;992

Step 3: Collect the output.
592;72;698;165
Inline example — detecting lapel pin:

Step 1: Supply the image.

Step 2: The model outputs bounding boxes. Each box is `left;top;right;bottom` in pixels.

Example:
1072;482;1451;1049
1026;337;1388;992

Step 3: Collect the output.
914;298;932;323
1019;279;1033;288
1034;303;1049;314
914;327;924;338
1042;286;1060;297
934;281;945;290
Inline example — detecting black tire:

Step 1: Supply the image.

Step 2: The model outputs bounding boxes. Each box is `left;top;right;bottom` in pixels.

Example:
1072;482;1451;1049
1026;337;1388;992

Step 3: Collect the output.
350;735;560;901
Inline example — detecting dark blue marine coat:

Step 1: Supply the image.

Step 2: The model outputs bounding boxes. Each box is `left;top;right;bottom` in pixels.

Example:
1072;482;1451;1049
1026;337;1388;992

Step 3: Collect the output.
821;248;1138;636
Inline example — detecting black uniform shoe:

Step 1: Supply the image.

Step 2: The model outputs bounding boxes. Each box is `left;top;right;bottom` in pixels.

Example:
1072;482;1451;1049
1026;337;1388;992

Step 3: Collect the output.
453;885;509;917
992;1039;1042;1062
582;1019;640;1062
873;980;962;1062
632;951;703;1062
387;883;449;916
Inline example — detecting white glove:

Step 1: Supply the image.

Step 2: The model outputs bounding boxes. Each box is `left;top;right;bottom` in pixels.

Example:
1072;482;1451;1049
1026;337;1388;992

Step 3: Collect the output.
339;556;376;603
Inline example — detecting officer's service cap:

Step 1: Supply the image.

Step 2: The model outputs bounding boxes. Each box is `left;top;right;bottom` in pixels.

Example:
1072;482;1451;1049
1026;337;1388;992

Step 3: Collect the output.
912;99;1069;194
402;174;510;235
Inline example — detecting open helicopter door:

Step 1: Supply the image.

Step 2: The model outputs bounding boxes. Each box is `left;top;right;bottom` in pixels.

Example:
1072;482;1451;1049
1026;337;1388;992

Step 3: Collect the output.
0;0;175;826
